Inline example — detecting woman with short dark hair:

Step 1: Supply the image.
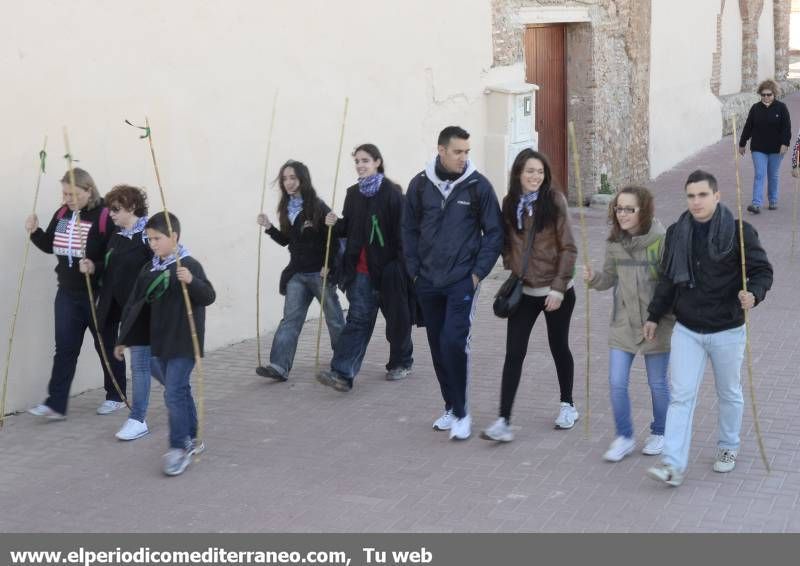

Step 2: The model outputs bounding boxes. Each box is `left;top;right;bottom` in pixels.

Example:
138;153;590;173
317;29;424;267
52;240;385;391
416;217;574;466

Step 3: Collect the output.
739;78;792;212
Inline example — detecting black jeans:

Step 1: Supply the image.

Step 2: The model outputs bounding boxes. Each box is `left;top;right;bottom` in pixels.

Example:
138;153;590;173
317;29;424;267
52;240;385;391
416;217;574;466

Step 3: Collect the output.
45;287;126;415
499;288;576;422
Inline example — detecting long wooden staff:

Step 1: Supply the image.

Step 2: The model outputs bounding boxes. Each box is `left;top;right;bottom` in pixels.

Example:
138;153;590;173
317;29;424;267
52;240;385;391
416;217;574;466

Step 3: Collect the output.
129;117;207;445
256;90;279;369
0;137;48;429
567;121;591;435
63;129;130;409
314;97;349;374
731;115;770;472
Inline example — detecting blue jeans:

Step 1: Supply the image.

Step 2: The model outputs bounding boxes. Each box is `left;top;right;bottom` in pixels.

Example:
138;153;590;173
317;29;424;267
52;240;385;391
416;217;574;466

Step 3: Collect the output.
269;272;344;378
608;348;670;438
751;151;784;206
46;287;126;415
150;356;196;450
662;323;745;472
331;273;380;379
414;276;479;419
128;345;152;423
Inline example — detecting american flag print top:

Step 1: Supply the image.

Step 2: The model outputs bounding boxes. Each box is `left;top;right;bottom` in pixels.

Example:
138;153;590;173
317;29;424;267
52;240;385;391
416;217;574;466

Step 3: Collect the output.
52;211;91;265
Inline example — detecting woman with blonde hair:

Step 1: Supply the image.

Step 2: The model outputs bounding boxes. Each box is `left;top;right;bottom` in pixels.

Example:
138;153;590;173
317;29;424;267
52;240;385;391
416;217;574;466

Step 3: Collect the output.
25;168;124;419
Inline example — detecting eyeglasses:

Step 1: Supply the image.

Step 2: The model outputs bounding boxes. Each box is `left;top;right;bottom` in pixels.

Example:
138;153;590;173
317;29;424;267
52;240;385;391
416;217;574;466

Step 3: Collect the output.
109;206;122;213
760;92;774;97
614;206;639;215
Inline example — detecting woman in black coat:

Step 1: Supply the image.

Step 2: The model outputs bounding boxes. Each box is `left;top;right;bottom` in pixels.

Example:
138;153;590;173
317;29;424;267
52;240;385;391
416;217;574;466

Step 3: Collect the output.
256;160;345;381
316;144;414;392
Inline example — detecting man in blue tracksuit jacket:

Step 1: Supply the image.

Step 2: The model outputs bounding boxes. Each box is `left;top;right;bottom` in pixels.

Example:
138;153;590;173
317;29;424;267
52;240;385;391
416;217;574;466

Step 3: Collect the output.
402;126;503;441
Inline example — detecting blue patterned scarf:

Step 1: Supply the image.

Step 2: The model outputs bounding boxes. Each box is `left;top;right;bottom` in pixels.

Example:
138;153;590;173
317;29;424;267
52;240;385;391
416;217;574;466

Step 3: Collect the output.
287;196;303;225
119;216;148;241
516;191;539;230
358;174;384;198
151;244;191;272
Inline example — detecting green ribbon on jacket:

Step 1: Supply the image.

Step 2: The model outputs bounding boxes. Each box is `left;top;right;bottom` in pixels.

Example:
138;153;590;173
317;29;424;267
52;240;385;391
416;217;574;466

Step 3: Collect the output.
145;270;170;303
369;214;385;247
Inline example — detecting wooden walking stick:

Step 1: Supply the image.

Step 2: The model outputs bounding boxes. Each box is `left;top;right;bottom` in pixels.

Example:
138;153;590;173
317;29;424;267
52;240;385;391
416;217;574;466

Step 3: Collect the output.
731;114;771;472
314;97;349;374
567;121;591;436
0;137;48;429
256;90;279;369
127;117;207;445
63;128;130;409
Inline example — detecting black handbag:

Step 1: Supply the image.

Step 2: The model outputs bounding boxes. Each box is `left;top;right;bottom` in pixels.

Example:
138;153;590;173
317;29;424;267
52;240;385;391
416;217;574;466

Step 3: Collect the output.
493;223;536;318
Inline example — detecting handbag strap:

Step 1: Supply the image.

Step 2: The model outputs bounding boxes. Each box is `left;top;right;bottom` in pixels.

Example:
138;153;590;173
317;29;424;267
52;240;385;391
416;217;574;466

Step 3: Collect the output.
518;220;537;280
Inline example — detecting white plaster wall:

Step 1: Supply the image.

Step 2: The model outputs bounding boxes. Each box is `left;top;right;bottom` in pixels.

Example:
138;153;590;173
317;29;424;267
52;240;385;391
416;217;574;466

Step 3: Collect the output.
791;11;800;51
720;0;743;95
649;0;723;178
758;0;776;81
0;0;496;413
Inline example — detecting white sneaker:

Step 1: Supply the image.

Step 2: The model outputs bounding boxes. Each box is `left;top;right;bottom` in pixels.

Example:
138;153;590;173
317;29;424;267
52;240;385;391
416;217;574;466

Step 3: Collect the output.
115;418;149;441
713;448;737;473
480;417;513;442
449;415;472;440
642;434;665;455
97;400;126;415
432;409;455;431
603;436;636;462
554;402;579;429
27;404;65;420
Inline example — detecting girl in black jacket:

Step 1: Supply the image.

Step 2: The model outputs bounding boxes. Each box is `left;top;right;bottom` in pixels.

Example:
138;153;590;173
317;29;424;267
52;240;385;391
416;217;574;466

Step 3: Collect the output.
25;168;125;418
316;144;413;393
255;160;345;381
92;185;154;440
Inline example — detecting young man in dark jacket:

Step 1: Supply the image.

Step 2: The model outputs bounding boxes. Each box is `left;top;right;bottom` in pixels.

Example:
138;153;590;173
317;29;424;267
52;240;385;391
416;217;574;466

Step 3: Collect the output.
644;170;773;486
402;126;503;440
116;212;215;476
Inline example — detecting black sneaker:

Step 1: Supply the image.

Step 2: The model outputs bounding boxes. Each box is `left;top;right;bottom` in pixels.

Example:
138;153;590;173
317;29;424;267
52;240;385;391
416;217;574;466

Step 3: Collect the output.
768;202;778;210
256;365;288;381
316;370;353;392
746;204;761;214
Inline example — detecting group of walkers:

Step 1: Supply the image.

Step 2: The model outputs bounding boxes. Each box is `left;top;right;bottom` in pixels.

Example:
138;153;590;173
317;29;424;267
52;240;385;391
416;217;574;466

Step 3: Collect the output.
23;86;783;482
25;175;214;476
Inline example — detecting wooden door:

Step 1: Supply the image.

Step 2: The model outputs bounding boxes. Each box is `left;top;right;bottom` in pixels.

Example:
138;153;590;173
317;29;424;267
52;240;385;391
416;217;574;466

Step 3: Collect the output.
524;25;567;194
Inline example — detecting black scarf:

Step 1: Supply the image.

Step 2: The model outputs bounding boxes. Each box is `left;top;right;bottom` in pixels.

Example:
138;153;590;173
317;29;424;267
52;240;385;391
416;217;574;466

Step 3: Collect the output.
664;204;736;286
434;156;462;182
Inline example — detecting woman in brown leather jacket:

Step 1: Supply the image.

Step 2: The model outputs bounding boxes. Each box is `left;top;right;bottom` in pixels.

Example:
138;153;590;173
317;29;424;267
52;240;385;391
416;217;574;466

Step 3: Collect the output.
481;149;578;443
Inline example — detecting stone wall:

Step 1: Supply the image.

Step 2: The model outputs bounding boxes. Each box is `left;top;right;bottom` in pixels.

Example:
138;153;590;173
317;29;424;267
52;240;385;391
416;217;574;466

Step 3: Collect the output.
491;0;651;201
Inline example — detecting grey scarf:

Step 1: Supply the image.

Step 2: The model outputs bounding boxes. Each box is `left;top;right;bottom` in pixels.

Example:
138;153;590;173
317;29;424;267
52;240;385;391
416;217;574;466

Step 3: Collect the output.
664;204;736;286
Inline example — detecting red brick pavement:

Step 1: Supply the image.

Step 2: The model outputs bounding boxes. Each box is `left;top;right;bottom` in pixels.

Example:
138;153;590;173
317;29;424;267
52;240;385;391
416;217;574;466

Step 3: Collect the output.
2;96;800;532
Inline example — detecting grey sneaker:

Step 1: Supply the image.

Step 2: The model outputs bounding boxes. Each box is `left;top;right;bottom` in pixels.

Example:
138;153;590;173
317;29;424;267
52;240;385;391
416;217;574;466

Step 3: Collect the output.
713;448;737;473
554;402;579;429
481;417;514;442
747;204;761;214
163;448;192;476
316;370;352;392
27;404;65;420
97;400;126;415
647;463;684;486
432;409;455;431
256;365;288;382
386;366;412;381
188;438;205;456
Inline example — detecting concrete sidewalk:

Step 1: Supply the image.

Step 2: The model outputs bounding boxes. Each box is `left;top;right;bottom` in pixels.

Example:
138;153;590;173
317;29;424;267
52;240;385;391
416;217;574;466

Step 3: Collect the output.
2;96;800;533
